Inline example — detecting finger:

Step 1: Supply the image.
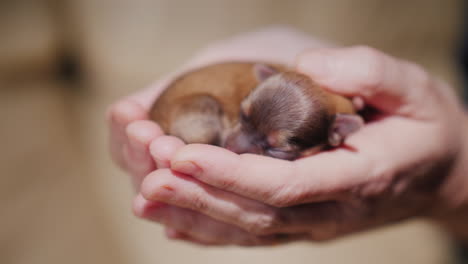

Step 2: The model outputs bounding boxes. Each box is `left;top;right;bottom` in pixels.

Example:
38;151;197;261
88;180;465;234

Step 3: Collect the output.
141;168;356;238
134;194;319;245
141;202;306;245
133;194;263;246
149;136;185;169
171;144;369;207
132;193;167;218
141;168;285;235
125;120;164;186
107;99;148;170
296;46;438;119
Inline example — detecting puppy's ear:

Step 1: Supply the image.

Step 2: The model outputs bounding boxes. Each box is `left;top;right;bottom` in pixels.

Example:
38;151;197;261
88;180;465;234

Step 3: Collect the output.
328;114;364;147
253;63;278;82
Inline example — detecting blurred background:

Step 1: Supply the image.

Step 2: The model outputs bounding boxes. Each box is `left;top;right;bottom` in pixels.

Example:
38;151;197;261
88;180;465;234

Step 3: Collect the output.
0;0;465;263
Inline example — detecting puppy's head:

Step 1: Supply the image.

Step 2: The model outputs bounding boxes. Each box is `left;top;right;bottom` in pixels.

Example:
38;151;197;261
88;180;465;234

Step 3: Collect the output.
223;64;363;160
223;64;329;159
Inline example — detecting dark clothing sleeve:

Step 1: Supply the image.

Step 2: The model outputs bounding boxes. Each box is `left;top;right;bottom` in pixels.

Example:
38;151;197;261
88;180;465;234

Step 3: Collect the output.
456;242;468;264
458;4;468;104
456;5;467;264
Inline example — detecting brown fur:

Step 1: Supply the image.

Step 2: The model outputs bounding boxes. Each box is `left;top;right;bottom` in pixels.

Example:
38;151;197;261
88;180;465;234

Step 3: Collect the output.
240;71;356;151
150;62;360;159
150;62;286;144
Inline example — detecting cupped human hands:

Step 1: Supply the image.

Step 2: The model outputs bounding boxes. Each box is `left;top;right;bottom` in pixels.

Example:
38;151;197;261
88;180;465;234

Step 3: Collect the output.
108;29;468;246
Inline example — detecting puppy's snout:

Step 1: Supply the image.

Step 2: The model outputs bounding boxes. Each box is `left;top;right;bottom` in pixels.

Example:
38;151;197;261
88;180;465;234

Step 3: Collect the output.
224;131;261;154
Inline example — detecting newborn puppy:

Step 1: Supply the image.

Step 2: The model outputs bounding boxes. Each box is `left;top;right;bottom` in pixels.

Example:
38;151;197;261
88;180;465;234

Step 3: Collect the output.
150;62;363;160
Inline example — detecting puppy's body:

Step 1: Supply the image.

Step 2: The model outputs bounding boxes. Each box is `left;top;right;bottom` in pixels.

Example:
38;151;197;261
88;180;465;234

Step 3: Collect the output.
151;62;281;144
150;62;362;160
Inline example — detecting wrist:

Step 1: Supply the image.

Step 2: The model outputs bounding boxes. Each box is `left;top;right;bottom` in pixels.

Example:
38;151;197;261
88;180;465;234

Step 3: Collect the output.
433;112;468;240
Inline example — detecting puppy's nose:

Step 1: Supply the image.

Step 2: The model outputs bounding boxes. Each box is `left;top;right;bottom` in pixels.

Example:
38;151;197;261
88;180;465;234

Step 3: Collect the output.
224;132;261;154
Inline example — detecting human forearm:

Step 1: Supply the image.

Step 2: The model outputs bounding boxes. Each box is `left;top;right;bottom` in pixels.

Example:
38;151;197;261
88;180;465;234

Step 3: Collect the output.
434;111;468;240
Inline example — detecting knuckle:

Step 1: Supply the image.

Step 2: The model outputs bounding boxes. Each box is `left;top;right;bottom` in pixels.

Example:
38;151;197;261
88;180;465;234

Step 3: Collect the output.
189;192;209;212
244;210;286;235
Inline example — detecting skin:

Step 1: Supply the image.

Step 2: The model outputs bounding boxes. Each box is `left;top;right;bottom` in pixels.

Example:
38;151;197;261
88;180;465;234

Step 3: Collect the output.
107;27;468;246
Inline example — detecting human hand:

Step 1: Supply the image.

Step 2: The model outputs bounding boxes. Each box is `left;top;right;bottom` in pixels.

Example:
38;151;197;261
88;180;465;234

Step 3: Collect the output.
137;46;468;245
106;26;329;189
107;26;345;245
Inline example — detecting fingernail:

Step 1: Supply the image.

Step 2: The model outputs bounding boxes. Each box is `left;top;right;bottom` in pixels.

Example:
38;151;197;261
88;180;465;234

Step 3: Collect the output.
171;161;202;177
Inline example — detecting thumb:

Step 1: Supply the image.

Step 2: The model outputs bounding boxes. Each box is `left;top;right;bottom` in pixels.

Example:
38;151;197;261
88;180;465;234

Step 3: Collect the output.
296;46;437;119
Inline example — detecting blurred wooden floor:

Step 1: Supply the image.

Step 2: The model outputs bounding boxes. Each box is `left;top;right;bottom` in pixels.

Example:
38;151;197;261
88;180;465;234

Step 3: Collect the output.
0;1;463;263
